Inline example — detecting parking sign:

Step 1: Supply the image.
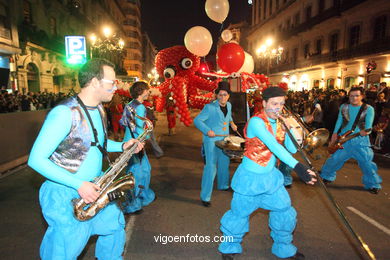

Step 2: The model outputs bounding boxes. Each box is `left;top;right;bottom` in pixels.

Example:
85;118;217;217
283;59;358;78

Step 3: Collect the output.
65;36;87;65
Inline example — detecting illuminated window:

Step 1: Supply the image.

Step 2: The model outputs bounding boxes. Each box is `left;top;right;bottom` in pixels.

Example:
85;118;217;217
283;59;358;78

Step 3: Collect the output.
50;17;57;36
23;0;32;23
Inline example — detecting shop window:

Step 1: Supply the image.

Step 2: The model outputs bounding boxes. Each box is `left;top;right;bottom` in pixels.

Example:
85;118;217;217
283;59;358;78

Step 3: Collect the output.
344;77;355;89
327;78;335;89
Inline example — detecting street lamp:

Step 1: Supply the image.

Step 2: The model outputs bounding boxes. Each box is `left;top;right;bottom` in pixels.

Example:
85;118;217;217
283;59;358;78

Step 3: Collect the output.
89;26;125;59
256;38;283;76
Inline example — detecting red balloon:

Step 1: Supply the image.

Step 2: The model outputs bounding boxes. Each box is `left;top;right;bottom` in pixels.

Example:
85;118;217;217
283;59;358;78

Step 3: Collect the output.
217;43;245;73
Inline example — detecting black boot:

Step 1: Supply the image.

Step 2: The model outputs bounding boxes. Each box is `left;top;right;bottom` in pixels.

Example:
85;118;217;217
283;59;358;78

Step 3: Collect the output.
221;253;236;260
286;251;305;259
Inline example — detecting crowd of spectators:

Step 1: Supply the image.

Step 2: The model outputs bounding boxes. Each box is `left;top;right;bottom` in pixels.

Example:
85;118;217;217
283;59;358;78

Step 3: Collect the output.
2;82;390;157
284;82;390;157
0;90;71;113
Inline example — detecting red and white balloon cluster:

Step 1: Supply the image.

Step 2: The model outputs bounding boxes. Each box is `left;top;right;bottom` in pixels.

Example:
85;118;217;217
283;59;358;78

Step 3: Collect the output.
154;46;220;126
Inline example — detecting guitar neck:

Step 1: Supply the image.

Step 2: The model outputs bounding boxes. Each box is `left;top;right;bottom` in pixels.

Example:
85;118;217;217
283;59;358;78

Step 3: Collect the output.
340;128;372;144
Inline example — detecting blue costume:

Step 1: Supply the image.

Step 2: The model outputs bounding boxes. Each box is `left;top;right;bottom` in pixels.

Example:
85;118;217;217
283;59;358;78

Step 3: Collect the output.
320;103;382;190
28;97;125;260
194;100;233;203
120;100;155;213
219;113;300;258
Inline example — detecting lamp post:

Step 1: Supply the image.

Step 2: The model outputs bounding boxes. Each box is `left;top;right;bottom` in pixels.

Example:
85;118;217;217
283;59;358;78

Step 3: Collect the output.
89;26;125;69
256;38;283;76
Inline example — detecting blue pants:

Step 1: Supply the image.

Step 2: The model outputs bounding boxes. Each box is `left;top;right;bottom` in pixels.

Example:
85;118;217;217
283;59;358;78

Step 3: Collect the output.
124;153;155;213
201;141;230;202
219;167;297;258
279;162;293;186
39;181;125;260
320;137;382;189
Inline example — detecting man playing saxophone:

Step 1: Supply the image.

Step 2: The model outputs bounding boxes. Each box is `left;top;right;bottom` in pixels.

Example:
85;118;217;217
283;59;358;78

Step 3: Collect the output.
120;81;156;214
28;59;143;260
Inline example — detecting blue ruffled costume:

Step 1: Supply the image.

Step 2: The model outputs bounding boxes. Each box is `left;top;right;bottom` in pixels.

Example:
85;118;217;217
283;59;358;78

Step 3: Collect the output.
218;116;300;258
28;101;125;260
120;100;155;213
320;104;382;189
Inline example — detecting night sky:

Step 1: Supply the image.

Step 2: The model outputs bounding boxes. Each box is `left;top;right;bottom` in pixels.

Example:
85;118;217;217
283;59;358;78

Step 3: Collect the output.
140;0;252;54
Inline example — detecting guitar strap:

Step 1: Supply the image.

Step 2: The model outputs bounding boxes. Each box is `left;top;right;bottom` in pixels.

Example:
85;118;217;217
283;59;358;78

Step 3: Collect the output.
350;103;367;132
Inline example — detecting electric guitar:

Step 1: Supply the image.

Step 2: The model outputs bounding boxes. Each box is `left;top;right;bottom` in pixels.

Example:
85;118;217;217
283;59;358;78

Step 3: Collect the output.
328;128;372;154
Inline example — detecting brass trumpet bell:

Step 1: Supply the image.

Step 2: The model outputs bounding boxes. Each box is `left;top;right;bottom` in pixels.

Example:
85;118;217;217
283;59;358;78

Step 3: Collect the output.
302;128;330;152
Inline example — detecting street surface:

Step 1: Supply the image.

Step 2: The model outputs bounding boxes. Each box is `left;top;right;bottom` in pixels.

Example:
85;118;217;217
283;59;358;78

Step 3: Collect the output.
0;111;389;260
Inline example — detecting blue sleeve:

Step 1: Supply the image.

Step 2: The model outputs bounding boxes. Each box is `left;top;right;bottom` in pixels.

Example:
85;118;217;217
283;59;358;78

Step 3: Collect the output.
228;102;233;122
333;105;343;134
248;117;298;168
365;106;375;129
194;104;211;135
135;104;146;137
27;105;84;190
123;127;132;142
107;139;124;152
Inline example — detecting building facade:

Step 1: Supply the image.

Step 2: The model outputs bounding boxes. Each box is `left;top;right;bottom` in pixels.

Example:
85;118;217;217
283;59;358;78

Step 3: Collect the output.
142;32;156;80
119;0;143;80
248;0;390;90
12;0;126;94
0;0;21;92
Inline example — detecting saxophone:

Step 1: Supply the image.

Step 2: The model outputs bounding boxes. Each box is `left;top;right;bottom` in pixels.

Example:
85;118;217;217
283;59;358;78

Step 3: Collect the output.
73;110;154;221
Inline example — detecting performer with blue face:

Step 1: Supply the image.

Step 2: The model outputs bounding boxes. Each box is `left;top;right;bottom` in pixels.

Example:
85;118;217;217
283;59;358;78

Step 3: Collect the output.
194;81;238;207
218;87;317;260
28;59;143;260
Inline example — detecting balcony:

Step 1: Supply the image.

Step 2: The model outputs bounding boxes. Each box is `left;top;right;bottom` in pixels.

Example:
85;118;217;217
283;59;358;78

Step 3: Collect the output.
269;37;390;74
281;0;368;41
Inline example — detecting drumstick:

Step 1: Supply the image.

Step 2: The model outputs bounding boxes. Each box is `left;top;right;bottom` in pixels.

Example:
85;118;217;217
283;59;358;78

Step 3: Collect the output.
214;134;228;137
234;130;244;139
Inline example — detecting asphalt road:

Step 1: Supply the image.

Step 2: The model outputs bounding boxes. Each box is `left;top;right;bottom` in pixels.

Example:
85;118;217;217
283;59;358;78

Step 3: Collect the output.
0;111;389;260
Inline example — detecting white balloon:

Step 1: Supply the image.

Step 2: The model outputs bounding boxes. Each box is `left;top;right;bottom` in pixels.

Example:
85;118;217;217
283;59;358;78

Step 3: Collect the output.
238;51;254;73
221;29;233;42
184;26;213;57
205;0;229;24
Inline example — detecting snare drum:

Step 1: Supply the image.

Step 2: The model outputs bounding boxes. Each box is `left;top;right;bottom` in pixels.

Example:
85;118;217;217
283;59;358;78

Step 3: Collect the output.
224;135;245;147
284;116;304;145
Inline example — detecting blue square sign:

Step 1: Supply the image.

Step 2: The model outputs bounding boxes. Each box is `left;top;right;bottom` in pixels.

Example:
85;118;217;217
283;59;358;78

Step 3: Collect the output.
65;36;87;65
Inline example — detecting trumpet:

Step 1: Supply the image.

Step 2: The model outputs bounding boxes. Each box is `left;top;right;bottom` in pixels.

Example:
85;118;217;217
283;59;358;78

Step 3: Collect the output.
276;106;330;156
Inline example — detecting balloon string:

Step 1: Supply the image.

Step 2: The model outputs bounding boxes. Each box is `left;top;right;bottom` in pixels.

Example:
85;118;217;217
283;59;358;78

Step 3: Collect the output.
219;22;224;33
203;57;211;73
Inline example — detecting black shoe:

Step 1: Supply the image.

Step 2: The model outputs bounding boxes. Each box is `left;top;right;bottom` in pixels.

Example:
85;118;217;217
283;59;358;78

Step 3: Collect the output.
220;187;233;192
285;184;292;189
126;209;143;215
201;200;211;207
368;188;380;194
221;253;236;260
321;178;332;185
286;251;305;260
